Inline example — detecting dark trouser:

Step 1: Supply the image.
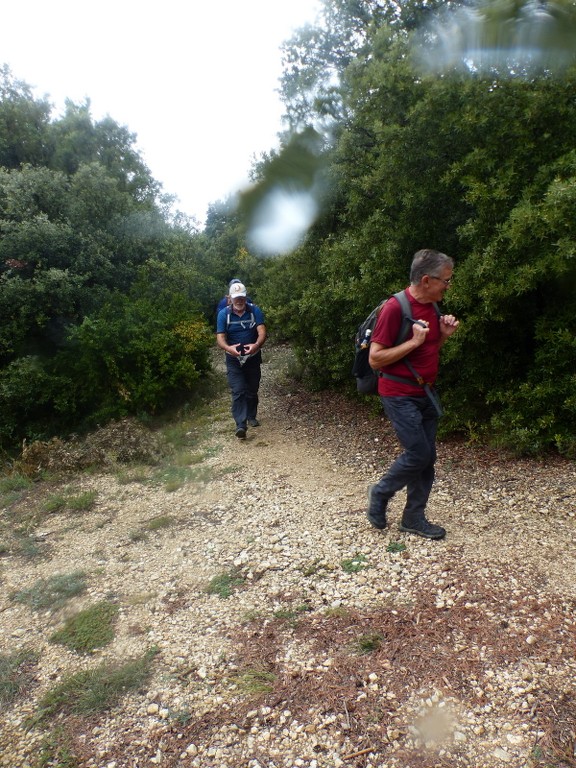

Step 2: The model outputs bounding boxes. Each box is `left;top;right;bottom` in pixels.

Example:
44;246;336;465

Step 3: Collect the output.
373;395;439;525
225;353;262;429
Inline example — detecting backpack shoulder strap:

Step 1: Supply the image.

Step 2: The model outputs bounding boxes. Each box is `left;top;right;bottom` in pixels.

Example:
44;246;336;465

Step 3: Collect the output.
392;290;413;347
392;291;441;345
226;305;256;328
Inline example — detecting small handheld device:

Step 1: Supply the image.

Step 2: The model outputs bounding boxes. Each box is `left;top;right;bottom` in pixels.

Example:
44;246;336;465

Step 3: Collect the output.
236;344;249;365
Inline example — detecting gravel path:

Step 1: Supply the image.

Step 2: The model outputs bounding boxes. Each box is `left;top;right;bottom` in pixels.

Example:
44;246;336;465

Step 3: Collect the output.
1;344;575;768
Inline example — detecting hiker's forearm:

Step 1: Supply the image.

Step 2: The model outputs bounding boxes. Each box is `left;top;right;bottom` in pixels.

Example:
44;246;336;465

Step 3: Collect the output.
369;338;422;368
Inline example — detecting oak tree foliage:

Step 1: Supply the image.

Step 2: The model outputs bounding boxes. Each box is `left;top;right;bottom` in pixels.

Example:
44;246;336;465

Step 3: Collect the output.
257;0;576;456
0;68;214;448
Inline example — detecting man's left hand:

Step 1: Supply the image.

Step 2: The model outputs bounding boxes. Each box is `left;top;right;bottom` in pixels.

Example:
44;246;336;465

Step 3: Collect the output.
440;315;459;338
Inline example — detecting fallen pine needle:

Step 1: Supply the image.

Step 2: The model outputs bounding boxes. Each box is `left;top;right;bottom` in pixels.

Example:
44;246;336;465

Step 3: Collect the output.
343;747;374;760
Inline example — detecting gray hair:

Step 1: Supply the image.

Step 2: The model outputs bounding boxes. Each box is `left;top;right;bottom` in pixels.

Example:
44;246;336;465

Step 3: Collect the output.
410;249;453;284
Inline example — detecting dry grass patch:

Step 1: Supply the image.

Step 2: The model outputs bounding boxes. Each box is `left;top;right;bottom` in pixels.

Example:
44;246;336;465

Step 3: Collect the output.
10;570;88;611
30;648;158;726
0;648;39;705
16;419;167;478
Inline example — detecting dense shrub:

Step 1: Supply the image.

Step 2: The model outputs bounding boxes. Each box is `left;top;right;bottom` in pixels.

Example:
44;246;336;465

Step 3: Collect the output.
0;293;212;446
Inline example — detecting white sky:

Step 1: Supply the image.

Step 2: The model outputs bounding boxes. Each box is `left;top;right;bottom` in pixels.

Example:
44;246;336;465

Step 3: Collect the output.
1;0;320;226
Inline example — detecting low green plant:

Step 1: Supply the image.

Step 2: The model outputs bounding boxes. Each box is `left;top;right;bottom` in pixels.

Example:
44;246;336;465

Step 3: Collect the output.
232;668;276;695
153;464;213;492
11;571;87;611
0;648;38;704
128;529;148;543
0;490;22;508
161;422;202;453
0;473;33;494
242;609;265;623
0;473;33;510
188;448;215;465
50;601;119;653
171;709;193;726
43;494;67;514
205;569;245;599
31;648;158;725
530;745;544;762
125;591;157;605
352;632;384;655
146;515;174;531
43;490;98;514
116;466;151;485
386;541;407;553
66;490;98;511
37;726;78;768
10;530;44;560
145;399;225;491
341;553;369;574
300;559;329;577
273;603;313;625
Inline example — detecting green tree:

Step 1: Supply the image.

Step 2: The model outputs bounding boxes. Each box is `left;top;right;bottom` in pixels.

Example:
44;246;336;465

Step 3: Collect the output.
0;65;51;168
0;75;215;448
261;1;576;454
48;101;158;201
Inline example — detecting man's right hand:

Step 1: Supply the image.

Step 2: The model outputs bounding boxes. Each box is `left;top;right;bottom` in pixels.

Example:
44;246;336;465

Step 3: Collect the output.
412;320;430;344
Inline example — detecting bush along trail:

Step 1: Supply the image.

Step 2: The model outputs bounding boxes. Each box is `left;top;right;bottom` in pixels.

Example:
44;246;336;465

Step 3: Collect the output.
0;344;575;768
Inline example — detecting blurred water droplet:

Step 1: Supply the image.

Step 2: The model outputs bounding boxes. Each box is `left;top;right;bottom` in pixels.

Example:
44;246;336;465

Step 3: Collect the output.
247;187;319;255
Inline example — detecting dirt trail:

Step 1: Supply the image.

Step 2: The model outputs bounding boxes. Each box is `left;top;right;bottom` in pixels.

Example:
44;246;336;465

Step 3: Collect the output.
1;343;575;768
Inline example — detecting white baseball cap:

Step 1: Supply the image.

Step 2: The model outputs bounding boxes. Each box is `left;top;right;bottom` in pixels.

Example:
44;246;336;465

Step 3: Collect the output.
229;282;247;298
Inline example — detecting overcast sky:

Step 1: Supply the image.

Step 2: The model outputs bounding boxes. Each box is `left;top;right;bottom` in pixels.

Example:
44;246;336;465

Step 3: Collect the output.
1;0;320;225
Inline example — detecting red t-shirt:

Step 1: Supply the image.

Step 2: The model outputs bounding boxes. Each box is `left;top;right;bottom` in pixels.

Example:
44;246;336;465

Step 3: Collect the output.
371;288;441;397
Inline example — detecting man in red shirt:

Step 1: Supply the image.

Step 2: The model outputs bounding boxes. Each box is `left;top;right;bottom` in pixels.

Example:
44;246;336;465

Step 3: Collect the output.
367;249;459;539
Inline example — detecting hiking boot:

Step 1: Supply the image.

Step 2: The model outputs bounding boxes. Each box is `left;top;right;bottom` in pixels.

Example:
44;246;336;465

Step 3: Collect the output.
399;519;446;540
235;426;247;439
366;484;387;530
247;418;260;427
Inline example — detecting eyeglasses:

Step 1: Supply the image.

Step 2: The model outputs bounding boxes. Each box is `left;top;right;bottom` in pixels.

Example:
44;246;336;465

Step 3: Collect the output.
429;275;452;286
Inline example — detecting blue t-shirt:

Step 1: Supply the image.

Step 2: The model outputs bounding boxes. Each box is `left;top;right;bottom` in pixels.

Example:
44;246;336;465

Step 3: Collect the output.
216;304;265;346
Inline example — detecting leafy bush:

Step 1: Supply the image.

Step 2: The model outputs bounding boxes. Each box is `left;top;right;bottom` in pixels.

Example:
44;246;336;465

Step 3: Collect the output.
55;293;213;419
0;293;213;447
0;77;217;449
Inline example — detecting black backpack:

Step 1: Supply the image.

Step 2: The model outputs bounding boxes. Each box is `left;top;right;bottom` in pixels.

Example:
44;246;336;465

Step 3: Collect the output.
352;291;439;396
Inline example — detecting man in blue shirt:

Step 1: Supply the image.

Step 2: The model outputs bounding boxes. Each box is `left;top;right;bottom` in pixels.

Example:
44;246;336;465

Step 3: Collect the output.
216;282;266;439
